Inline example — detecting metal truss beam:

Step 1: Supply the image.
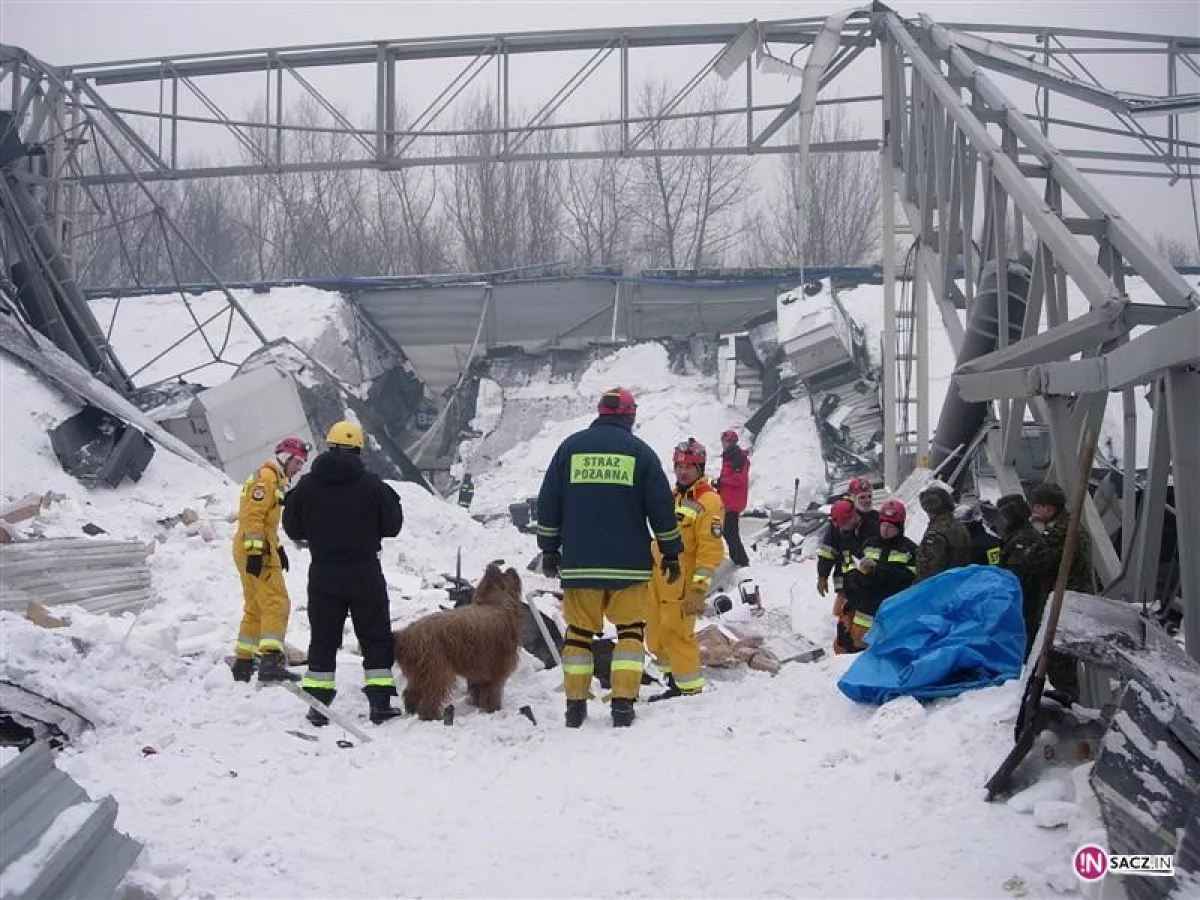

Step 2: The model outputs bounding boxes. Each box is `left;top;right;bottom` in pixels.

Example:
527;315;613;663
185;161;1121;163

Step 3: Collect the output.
0;11;1195;643
879;10;1200;651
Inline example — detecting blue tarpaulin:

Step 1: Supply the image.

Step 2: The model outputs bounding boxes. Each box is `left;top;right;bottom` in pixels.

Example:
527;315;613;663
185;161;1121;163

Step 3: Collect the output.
837;565;1026;704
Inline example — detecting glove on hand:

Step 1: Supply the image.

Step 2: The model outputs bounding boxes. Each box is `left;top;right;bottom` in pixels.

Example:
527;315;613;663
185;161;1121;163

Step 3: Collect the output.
245;554;264;577
816;576;829;597
832;592;847;617
681;589;707;617
660;556;681;584
541;551;561;579
277;545;290;572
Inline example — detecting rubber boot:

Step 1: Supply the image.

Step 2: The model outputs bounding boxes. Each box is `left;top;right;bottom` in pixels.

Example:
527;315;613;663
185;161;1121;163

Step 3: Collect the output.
365;687;402;725
304;688;336;727
611;698;635;728
564;699;587;729
257;651;299;683
648;675;682;703
230;657;255;683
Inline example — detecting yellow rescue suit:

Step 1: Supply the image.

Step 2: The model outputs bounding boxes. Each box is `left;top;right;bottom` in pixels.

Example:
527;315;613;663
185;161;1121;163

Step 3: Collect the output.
232;461;291;660
647;477;725;694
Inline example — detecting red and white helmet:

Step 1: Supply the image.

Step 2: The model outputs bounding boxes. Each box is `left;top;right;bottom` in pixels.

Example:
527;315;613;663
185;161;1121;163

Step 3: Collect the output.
879;499;907;526
830;499;857;529
848;476;873;497
597;387;637;419
672;438;707;468
275;436;311;467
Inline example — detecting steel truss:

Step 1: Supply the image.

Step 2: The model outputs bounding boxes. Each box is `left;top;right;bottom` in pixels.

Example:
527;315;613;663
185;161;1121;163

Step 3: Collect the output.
0;9;1197;642
878;12;1199;659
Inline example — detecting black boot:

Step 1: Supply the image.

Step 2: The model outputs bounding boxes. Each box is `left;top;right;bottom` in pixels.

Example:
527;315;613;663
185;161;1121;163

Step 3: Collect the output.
230;657;255;683
304;688;336;727
257;651;299;683
365;687;402;725
648;675;682;703
565;699;587;729
611;698;636;728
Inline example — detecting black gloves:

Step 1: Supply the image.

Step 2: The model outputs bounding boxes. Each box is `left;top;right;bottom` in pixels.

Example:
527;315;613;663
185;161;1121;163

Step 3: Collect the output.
661;556;681;584
542;551;561;579
245;554;264;577
277;545;290;572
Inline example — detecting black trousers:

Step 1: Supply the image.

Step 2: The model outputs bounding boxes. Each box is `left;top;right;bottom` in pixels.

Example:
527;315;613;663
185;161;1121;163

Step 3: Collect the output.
306;558;394;680
723;510;750;566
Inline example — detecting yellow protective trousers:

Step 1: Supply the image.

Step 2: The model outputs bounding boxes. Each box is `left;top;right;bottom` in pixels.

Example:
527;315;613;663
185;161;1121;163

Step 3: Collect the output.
232;543;291;659
645;598;703;693
561;584;650;701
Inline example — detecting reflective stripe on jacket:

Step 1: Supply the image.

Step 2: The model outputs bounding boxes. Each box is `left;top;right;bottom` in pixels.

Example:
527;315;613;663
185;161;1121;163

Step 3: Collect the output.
235;461;286;559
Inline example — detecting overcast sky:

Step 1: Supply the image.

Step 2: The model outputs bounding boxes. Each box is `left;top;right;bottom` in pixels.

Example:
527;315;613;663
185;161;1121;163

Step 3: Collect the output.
3;1;1199;255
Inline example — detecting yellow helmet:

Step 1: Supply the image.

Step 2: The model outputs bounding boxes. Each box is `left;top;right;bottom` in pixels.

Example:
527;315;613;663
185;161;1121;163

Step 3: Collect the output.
326;419;364;450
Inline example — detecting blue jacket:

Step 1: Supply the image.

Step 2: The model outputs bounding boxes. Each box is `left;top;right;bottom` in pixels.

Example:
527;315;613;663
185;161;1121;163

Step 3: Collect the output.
537;417;683;589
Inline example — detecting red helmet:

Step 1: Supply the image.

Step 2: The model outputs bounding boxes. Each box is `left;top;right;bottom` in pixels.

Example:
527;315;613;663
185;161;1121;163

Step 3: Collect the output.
673;438;707;468
275;436;311;462
830;499;857;528
720;429;738;445
848;476;873;496
597;387;637;418
879;499;907;526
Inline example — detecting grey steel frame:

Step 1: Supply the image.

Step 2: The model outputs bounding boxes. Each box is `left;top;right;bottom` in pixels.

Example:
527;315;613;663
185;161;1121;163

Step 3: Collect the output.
0;11;1197;643
878;12;1200;660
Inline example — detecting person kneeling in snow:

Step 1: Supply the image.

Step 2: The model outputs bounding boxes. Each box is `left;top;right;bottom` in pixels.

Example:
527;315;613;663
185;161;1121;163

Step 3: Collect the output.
647;438;726;701
841;499;918;652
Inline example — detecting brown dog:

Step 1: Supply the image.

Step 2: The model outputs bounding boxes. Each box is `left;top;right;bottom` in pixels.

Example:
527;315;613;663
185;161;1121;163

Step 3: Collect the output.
393;562;525;721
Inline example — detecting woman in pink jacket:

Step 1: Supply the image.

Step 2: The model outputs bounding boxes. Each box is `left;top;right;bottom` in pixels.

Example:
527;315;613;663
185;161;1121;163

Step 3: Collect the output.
715;429;751;566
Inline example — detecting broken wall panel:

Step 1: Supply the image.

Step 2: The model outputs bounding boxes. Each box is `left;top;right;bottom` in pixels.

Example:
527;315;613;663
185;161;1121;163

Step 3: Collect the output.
0;538;151;617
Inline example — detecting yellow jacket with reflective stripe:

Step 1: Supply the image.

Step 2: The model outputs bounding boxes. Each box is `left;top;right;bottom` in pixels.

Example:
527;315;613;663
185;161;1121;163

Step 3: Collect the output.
651;477;726;601
234;460;286;557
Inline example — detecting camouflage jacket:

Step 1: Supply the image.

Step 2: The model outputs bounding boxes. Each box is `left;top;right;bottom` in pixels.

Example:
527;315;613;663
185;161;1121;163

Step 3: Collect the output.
1000;521;1045;600
914;512;973;582
1028;511;1093;593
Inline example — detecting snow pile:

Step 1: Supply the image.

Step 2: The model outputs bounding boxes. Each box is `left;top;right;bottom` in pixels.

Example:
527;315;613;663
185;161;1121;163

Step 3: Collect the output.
89;286;349;387
469;341;823;515
0;286;1116;899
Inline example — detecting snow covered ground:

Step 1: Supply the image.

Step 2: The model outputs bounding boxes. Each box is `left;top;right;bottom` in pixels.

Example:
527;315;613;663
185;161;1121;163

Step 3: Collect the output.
0;281;1132;899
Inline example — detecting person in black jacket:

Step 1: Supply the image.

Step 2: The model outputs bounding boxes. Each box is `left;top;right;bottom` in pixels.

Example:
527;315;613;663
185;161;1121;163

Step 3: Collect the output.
536;386;683;728
955;501;1002;566
842;498;918;652
282;420;404;726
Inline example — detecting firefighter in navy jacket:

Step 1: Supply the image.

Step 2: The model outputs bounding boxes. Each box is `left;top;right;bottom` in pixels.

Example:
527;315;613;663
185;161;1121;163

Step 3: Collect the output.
841;499;918;652
536;387;683;728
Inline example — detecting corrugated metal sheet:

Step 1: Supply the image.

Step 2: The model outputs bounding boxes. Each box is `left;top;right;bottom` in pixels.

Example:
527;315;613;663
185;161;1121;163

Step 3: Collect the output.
0;743;142;900
0;538;151;616
352;277;777;350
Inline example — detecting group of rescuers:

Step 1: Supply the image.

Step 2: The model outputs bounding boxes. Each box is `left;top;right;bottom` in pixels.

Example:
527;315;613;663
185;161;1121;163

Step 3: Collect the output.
232;386;1089;729
817;470;1091;700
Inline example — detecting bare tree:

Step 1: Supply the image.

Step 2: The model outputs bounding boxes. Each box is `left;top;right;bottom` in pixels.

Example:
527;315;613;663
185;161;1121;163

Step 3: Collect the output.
445;95;562;270
557;126;637;266
629;82;751;269
1155;233;1198;266
749;103;880;267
